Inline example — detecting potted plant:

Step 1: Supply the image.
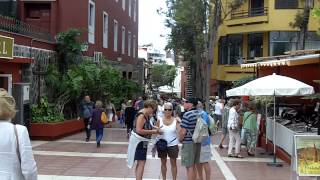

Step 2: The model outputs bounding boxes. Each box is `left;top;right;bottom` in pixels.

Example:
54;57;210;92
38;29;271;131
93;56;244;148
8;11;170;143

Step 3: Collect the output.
29;97;84;140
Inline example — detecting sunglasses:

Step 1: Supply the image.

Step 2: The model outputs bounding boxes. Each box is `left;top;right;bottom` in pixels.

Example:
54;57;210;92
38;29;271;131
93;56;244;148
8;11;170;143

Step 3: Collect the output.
164;109;172;111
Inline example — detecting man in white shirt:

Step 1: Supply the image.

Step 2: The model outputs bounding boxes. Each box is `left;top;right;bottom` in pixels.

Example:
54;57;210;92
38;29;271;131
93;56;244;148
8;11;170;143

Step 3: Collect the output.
227;99;243;158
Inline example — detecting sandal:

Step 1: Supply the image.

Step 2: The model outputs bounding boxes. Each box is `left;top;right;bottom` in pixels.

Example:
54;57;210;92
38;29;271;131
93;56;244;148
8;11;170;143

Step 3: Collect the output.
228;154;234;157
247;152;255;156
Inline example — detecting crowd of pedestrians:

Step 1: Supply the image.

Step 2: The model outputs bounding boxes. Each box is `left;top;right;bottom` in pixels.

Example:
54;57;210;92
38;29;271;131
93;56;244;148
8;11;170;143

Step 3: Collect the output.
0;86;260;180
126;95;260;180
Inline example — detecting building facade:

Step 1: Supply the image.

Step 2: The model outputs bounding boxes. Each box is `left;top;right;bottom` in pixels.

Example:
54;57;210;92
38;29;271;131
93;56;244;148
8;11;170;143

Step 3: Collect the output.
212;0;320;97
17;0;139;77
0;0;140;92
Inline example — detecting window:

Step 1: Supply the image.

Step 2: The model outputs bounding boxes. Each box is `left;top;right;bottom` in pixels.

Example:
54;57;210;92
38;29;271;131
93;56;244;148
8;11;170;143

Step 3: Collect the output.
122;71;127;79
114;20;118;52
103;12;108;48
305;32;320;49
122;0;125;10
128;0;132;17
275;0;298;9
228;35;242;64
121;26;126;54
128;72;132;79
218;35;243;65
133;0;137;22
248;33;263;59
88;0;95;44
269;31;298;56
133;35;136;58
218;37;227;65
269;31;320;56
94;52;103;63
128;31;132;56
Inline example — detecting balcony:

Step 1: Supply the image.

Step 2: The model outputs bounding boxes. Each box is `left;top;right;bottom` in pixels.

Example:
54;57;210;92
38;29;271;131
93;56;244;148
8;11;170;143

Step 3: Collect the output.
0;14;53;42
226;7;269;26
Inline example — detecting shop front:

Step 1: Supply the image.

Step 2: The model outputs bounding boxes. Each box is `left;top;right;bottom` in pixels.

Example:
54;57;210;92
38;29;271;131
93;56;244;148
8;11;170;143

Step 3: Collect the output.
239;51;320;164
0;35;14;94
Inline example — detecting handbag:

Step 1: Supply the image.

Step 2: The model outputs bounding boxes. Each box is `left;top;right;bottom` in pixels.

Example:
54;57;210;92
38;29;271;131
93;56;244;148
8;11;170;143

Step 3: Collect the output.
101;111;108;124
156;139;167;152
156;138;177;152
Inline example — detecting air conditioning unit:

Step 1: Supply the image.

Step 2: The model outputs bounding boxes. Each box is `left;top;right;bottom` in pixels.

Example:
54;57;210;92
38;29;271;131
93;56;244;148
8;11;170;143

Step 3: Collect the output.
93;52;103;63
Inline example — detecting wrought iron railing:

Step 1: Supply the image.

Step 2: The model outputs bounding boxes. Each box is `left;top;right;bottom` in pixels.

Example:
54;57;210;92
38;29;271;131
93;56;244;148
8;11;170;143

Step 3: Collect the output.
231;7;268;19
0;14;53;42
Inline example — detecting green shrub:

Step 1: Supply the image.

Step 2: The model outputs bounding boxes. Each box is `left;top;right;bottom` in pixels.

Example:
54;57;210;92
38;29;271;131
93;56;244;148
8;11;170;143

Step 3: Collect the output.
31;97;64;123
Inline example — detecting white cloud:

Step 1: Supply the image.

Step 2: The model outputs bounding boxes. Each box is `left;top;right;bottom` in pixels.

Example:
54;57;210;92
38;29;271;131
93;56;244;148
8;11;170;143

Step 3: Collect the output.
139;0;170;51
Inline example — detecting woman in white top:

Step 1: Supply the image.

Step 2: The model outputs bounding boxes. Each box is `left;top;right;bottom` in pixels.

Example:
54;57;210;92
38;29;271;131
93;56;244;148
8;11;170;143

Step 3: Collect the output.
0;88;38;180
156;102;180;180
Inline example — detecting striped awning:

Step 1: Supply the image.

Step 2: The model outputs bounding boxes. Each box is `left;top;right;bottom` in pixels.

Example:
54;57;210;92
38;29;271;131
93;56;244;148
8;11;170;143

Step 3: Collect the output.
241;54;320;68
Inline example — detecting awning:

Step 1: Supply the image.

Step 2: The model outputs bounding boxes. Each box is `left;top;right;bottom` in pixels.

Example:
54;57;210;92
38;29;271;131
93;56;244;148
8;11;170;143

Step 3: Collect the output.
241;54;320;68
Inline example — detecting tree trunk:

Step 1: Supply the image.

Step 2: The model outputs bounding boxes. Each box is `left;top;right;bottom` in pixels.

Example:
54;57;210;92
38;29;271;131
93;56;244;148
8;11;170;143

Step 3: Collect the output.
298;2;311;50
204;0;222;111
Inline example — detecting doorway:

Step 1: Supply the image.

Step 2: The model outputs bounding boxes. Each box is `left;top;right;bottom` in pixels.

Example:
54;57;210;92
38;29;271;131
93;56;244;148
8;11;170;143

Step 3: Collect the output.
0;74;13;95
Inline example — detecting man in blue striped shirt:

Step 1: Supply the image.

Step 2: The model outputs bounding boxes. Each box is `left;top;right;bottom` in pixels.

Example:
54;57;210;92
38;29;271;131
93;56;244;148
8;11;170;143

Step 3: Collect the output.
178;97;201;180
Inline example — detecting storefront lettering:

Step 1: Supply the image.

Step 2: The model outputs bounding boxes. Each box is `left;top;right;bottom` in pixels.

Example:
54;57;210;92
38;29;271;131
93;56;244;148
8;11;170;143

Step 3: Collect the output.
0;35;14;59
1;41;8;55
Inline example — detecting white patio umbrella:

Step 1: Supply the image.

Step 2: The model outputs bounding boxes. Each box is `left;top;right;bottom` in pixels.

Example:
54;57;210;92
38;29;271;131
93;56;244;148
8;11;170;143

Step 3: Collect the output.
226;73;314;166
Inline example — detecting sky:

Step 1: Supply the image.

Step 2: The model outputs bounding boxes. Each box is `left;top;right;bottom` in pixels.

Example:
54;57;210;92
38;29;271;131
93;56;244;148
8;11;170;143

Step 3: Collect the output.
138;0;170;51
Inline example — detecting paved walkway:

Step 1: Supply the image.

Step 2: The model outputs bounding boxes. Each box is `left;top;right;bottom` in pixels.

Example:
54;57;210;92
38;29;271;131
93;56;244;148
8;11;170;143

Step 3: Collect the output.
31;128;316;180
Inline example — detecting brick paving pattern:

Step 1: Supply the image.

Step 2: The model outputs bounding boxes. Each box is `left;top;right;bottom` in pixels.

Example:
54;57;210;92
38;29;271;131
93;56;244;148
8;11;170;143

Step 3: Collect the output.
32;128;317;180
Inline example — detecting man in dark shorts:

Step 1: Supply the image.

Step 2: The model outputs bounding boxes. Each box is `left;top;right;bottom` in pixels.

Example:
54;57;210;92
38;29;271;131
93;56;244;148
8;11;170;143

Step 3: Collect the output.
178;97;201;180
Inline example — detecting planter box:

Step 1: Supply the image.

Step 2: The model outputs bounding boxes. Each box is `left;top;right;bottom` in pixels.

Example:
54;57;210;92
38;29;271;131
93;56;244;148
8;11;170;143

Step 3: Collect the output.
30;119;85;140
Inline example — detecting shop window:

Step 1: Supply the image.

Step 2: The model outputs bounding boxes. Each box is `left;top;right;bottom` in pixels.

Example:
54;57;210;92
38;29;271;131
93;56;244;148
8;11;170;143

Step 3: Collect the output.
275;0;298;9
269;31;298;56
248;33;263;59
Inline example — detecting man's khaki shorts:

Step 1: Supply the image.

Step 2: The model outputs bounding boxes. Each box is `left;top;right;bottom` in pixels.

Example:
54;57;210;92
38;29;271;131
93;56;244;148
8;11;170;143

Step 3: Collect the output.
181;143;201;167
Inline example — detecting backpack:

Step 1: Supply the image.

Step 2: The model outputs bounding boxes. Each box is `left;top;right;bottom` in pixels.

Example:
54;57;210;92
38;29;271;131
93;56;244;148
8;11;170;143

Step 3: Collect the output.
101;111;108;124
83;104;92;118
192;115;209;143
208;115;217;136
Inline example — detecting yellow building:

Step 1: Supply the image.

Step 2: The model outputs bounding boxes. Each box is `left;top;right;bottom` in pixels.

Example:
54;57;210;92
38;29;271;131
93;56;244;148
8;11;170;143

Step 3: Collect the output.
211;0;320;96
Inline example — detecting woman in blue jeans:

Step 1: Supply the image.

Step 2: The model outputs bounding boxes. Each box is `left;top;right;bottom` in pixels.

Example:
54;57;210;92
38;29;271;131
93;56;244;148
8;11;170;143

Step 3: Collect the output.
91;100;104;148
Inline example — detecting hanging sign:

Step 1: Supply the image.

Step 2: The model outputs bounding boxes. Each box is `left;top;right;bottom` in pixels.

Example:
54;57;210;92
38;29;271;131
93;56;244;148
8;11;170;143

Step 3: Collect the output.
0;35;14;59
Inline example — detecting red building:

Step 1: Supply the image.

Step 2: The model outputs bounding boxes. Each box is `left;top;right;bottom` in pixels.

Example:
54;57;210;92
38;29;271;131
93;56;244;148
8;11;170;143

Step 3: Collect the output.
18;0;139;73
0;0;139;96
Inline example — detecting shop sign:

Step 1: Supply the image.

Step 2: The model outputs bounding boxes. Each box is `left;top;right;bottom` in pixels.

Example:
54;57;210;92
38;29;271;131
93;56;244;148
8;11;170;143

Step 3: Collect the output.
295;135;320;176
0;35;14;59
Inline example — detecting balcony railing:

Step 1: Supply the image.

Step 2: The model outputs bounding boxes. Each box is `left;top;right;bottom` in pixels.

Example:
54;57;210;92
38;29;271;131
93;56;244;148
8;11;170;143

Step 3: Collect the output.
0;14;53;42
231;7;268;19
